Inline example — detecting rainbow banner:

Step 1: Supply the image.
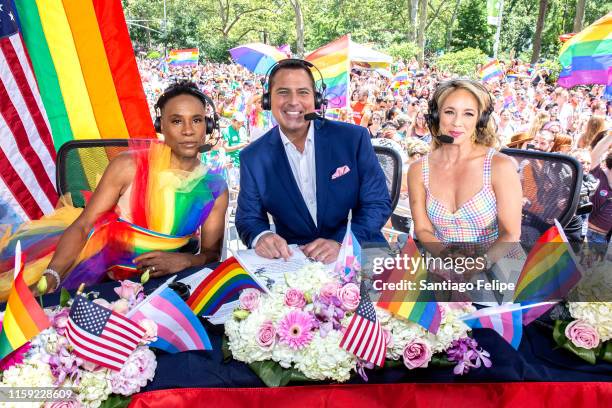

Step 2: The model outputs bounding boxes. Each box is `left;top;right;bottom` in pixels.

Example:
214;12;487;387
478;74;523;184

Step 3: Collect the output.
558;13;612;88
513;220;582;303
187;257;263;316
14;0;155;151
0;242;50;361
306;35;351;109
168;48;200;67
479;59;504;82
376;237;442;334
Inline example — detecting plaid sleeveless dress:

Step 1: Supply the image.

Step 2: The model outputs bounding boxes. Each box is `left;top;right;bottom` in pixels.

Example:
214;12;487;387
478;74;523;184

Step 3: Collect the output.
423;148;498;246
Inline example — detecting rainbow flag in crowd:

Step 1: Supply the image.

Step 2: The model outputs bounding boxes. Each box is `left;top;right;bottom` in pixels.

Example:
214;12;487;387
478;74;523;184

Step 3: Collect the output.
128;283;211;353
376;237;442;334
306;35;351;109
391;70;410;89
168;48;200;67
558;13;611;88
479;59;504;82
513;220;582;303
14;0;155;150
0;242;50;361
461;304;523;350
187;258;263;316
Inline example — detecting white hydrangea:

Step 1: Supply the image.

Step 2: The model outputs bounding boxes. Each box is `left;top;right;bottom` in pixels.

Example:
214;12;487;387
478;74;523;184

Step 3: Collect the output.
295;331;355;381
0;354;55;408
271;342;300;369
382;315;427;360
76;369;112;408
568;302;612;342
280;263;335;294
225;312;273;363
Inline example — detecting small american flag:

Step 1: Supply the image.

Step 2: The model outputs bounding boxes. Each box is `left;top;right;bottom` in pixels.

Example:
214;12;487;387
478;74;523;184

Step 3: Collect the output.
339;282;386;367
66;295;145;371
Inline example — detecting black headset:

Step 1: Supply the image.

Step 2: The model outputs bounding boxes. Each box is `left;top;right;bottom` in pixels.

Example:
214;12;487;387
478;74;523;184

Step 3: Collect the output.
261;59;327;111
154;84;220;135
426;79;494;134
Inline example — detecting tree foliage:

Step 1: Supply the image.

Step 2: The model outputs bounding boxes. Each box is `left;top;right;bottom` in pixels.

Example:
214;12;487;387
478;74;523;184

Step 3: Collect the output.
435;47;488;78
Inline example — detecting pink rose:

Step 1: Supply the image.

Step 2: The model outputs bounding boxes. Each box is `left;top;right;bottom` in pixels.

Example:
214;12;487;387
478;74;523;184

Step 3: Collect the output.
138;319;158;343
337;283;360;311
383;328;393;348
319;282;340;302
93;298;112;309
256;320;276;348
52;308;70;336
239;288;260;311
284;288;306;308
403;339;432;369
114;280;144;300
112;299;130;314
565;320;600;349
44;401;80;408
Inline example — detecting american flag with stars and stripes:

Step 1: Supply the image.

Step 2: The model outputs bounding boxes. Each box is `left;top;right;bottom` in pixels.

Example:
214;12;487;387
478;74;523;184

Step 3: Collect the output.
0;0;57;222
66;295;145;371
339;281;387;367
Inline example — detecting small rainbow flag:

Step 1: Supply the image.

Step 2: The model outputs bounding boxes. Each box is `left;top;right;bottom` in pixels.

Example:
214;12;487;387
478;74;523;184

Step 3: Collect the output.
461;304;523;350
187;257;263;316
306;35;351;109
558;13;611;88
513;220;582;303
376;237;442;334
168;48;199;66
391;70;410;89
0;242;50;361
479;59;504;82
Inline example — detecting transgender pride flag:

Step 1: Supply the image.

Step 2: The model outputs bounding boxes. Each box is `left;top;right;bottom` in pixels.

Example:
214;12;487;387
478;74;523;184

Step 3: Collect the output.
334;224;362;282
461;304;523;350
128;282;211;353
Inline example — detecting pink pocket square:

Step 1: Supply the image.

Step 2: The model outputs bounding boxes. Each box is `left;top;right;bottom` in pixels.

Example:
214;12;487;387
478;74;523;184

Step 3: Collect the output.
331;165;350;180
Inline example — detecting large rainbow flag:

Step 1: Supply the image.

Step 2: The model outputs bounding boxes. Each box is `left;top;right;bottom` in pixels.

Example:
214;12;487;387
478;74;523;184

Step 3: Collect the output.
306;35;351;109
558;13;612;88
0;242;50;361
187;257;263;316
14;0;155;150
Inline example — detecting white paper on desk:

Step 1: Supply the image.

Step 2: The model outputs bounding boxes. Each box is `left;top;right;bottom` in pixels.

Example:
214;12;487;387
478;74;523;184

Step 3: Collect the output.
177;268;213;292
203;300;239;325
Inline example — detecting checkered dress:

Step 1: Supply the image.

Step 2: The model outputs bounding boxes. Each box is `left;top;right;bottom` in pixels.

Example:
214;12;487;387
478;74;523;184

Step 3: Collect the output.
423;148;498;245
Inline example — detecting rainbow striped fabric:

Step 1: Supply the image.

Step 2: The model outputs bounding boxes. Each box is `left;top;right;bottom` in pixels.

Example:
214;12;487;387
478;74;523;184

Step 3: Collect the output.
187;258;263;316
0;243;50;360
479;59;504;82
376;237;442;334
168;48;199;66
558;13;611;88
306;35;351;109
513;220;582;303
14;0;155;150
461;304;523;350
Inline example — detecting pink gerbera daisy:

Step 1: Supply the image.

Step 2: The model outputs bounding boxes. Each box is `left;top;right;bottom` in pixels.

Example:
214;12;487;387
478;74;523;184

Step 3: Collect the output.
277;310;315;350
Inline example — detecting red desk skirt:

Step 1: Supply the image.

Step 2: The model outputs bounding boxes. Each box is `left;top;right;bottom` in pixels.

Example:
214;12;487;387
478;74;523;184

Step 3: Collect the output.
130;382;612;408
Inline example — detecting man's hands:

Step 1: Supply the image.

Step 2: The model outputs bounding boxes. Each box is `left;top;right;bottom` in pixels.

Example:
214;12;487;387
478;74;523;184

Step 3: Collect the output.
301;238;341;264
255;233;293;260
133;251;193;278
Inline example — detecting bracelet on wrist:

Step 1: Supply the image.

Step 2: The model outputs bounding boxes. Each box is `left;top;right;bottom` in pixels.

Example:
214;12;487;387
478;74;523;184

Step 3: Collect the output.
42;268;60;292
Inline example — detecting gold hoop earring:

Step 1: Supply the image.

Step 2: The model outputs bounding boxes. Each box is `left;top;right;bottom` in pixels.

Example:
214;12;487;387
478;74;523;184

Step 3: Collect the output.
471;132;478;144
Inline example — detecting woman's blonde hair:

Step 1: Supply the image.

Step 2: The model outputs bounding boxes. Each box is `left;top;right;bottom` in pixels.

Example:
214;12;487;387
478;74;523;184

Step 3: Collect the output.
428;80;498;149
578;115;606;148
527;111;550;139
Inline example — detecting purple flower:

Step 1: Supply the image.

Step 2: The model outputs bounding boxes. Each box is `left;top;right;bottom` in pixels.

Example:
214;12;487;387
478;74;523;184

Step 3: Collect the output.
52;308;70;336
49;346;83;385
447;337;492;376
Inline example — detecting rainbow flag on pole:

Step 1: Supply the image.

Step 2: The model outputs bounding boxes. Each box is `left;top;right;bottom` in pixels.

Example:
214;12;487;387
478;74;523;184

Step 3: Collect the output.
479;59;504;82
0;242;50;361
306;35;351;109
14;0;155;150
186;258;263;316
558;13;612;88
168;48;200;67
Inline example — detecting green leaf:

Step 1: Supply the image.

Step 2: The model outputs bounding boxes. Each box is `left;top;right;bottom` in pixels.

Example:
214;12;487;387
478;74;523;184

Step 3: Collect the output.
59;288;71;307
553;320;597;364
99;394;131;408
430;354;455;367
598;342;612;363
248;360;317;387
221;335;233;363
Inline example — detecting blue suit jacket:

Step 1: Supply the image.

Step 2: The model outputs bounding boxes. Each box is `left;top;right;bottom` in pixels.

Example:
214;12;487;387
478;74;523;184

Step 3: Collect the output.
236;119;391;247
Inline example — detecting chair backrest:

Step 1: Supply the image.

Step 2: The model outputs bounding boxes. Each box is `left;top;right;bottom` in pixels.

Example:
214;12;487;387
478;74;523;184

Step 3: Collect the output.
373;145;402;212
56;139;153;207
501;148;582;244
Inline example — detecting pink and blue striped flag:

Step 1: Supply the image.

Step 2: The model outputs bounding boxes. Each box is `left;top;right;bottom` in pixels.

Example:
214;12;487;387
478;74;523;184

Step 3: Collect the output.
128;283;211;353
461;304;523;350
334;224;361;282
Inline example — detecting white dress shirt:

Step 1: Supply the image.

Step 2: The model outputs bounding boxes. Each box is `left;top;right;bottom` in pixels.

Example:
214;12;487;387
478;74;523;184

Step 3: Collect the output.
251;123;317;247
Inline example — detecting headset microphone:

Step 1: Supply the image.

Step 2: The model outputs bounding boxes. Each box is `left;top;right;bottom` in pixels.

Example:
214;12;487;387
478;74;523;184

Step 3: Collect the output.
304;112;322;121
436;134;454;144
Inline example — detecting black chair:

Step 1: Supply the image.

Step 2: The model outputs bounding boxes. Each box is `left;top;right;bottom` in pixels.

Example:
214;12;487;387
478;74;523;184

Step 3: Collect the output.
501;148;582;245
373;145;402;212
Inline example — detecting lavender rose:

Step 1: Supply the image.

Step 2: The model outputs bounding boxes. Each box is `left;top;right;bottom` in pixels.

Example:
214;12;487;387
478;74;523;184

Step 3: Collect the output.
239;288;261;311
114;280;144;300
284;288;306;308
565;320;600;349
52;308;70;336
319;282;340;302
403;339;432;369
256;320;276;348
337;283;360;311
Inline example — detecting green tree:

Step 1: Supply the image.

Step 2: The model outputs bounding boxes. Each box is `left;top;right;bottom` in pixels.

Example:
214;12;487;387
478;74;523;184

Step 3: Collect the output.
451;0;493;54
435;47;488;77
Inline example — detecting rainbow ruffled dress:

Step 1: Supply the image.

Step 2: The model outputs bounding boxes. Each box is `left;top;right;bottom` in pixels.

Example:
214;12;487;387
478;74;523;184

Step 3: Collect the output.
0;142;226;300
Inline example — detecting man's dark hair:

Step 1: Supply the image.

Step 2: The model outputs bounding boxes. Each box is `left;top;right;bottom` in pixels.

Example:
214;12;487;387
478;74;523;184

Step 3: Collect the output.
268;60;316;91
605;150;612;170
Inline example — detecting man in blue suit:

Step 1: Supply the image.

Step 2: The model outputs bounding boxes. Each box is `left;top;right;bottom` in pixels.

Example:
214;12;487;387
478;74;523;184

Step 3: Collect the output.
236;59;391;263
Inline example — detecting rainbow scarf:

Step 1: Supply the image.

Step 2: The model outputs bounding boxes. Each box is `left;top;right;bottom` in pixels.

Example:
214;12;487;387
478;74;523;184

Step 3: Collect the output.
0;244;50;360
187;258;263;316
558;13;612;88
14;0;155;151
306;35;351;109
